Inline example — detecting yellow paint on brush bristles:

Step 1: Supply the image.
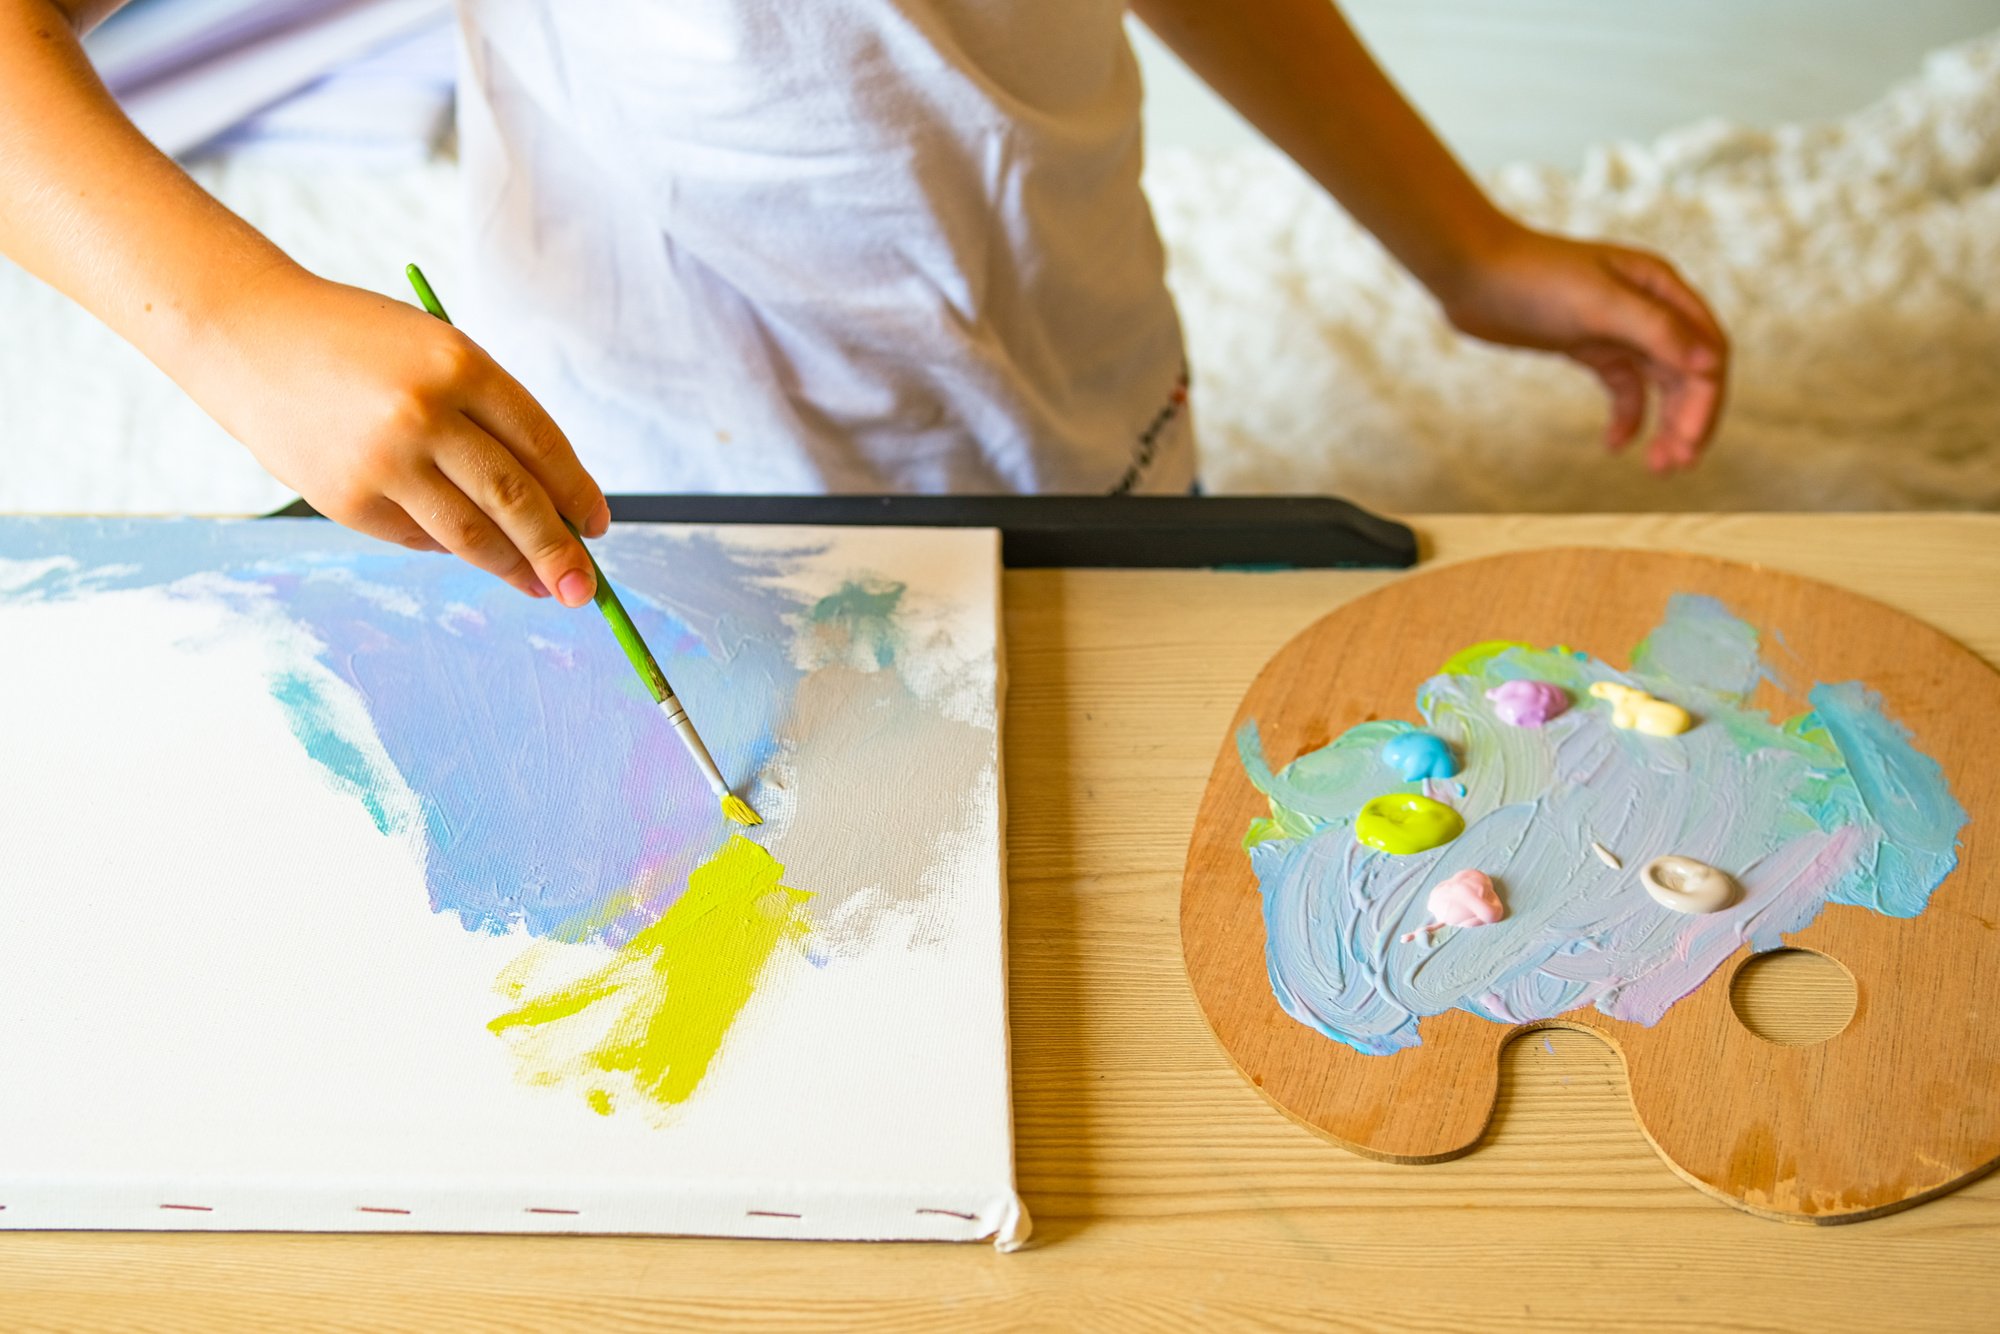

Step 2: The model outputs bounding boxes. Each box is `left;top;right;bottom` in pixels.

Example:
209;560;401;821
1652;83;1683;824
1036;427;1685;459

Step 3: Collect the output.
721;792;762;827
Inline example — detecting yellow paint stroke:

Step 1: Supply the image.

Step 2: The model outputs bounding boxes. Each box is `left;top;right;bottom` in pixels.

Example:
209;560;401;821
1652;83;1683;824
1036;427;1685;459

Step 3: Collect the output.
488;836;811;1116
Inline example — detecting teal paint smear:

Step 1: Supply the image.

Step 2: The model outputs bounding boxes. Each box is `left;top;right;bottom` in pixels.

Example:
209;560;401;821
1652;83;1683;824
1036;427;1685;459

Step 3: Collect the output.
1807;679;1969;915
268;670;401;837
1237;718;1415;831
808;580;905;668
1239;597;1969;1057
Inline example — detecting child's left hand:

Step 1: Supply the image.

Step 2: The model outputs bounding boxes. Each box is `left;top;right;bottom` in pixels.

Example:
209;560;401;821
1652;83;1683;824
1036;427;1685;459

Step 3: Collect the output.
1437;225;1729;473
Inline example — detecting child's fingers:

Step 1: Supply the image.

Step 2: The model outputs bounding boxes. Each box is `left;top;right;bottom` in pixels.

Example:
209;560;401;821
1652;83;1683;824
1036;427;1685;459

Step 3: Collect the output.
465;366;611;539
437;424;599;607
1597;279;1714;382
1591;275;1726;471
1648;362;1726;472
314;492;450;556
393;466;555;599
1572;343;1647;451
1605;249;1729;359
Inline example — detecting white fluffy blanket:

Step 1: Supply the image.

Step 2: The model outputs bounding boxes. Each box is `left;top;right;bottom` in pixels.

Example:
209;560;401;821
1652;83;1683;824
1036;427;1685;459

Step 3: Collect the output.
1150;30;2000;511
3;31;1995;515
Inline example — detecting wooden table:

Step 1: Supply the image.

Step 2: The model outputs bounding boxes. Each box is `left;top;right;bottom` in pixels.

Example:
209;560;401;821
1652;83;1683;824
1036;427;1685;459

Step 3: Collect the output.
6;514;1998;1331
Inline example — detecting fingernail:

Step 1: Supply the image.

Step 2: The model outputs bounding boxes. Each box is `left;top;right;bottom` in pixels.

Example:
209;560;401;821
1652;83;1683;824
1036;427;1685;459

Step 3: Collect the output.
528;578;551;598
558;569;594;607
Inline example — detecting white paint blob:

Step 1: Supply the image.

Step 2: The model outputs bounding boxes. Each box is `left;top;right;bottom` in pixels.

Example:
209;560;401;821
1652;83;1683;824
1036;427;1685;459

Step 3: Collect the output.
1641;855;1738;915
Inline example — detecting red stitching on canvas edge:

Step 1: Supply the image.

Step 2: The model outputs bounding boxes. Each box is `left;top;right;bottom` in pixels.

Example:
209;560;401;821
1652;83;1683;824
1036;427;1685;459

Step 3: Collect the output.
525;1207;580;1215
159;1204;213;1212
916;1208;976;1220
356;1207;412;1215
746;1210;802;1219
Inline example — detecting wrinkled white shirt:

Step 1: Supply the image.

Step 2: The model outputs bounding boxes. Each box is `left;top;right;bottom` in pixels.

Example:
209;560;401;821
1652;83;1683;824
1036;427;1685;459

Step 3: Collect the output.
455;0;1195;494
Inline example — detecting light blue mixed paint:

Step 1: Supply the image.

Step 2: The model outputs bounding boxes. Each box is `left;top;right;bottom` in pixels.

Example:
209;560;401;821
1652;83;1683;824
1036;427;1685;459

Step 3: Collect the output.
1238;593;1968;1056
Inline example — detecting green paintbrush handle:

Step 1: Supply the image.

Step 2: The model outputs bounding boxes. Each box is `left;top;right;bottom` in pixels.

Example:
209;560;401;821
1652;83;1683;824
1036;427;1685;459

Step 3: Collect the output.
405;263;450;323
563;519;674;705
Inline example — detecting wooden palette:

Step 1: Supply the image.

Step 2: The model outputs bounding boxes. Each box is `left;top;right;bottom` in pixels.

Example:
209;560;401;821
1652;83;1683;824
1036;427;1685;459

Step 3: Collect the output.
1181;548;2000;1223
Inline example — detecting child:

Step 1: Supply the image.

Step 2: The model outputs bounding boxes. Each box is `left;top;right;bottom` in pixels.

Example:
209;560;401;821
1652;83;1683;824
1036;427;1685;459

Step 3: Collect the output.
1;0;1727;608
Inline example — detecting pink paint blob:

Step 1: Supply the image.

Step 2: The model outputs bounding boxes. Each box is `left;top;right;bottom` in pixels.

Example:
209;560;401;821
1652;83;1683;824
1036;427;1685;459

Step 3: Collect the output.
1400;869;1505;943
1485;679;1569;727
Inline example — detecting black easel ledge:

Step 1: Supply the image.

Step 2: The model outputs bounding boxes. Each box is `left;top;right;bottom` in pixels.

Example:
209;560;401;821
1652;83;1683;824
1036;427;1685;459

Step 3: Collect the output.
269;494;1417;571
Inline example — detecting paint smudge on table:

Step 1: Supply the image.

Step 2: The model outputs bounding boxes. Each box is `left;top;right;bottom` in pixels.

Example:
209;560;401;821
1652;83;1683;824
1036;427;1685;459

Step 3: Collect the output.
0;520;992;1117
1237;594;1968;1056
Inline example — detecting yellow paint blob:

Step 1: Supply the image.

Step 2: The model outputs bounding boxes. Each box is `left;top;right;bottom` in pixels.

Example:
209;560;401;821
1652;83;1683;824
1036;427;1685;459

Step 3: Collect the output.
1589;681;1693;737
488;835;810;1113
1354;793;1465;855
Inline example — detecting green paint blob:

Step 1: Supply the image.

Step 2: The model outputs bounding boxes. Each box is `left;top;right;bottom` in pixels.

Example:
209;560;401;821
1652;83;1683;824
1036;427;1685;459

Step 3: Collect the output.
1354;793;1465;854
1438;640;1534;677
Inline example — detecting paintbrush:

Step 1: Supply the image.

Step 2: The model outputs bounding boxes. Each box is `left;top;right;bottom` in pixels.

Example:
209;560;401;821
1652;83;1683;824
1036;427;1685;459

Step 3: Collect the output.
404;263;761;828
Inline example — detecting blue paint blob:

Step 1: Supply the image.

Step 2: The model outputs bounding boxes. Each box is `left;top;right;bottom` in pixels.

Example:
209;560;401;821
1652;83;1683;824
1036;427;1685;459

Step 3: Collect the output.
1381;730;1458;783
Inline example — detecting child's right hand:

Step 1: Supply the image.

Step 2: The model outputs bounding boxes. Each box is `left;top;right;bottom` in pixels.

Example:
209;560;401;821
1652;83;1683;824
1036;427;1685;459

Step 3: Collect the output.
191;269;609;605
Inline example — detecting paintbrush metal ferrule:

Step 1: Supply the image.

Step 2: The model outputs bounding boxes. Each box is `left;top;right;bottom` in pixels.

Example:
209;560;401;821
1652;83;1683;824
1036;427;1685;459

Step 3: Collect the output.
659;696;763;826
657;693;723;793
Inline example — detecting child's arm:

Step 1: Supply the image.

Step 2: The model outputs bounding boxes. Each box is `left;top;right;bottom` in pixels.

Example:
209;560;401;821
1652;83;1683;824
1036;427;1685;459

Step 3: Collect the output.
1131;0;1728;473
0;0;607;601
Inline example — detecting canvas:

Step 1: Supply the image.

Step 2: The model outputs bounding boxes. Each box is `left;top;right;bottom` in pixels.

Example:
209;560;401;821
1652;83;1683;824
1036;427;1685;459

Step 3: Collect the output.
0;518;1024;1247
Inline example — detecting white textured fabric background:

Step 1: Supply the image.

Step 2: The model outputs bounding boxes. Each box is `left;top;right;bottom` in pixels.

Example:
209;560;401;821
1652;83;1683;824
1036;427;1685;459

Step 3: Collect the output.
2;28;1995;515
1151;31;2000;512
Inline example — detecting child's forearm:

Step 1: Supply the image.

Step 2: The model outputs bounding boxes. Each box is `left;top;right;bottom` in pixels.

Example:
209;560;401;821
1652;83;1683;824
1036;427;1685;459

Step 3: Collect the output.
1131;0;1512;302
0;0;303;386
1;0;612;606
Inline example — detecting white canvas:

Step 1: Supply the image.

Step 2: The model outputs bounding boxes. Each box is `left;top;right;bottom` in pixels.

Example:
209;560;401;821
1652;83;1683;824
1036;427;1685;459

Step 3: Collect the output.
0;518;1024;1247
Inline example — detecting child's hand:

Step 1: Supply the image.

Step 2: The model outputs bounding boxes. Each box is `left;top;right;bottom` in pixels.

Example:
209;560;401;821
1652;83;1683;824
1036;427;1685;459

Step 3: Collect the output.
1437;226;1729;473
193;270;610;603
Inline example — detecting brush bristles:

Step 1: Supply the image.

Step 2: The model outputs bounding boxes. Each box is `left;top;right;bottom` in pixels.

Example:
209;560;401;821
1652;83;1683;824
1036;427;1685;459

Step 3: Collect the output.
720;793;763;827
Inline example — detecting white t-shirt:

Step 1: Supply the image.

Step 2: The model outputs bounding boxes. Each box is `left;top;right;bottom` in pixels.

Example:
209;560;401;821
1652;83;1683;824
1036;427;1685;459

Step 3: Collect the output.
455;0;1195;494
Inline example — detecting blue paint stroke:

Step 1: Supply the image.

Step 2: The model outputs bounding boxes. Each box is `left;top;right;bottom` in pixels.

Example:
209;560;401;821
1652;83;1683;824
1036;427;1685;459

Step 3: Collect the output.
0;518;813;946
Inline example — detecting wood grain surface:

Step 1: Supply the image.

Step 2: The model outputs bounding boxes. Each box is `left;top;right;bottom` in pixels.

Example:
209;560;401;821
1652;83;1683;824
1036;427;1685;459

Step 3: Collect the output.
1182;547;2000;1221
4;514;1999;1332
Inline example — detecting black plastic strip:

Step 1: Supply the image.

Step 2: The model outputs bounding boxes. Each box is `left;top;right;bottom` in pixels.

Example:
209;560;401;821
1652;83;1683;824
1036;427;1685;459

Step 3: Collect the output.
267;494;1417;570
